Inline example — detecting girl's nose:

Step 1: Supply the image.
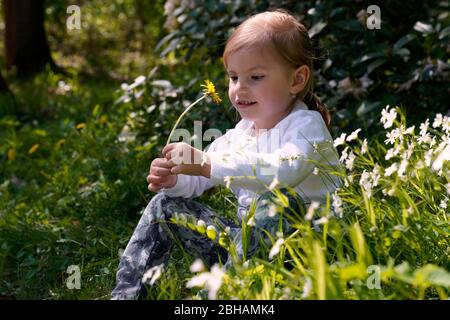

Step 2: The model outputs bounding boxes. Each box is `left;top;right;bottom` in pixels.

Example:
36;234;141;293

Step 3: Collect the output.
235;79;248;93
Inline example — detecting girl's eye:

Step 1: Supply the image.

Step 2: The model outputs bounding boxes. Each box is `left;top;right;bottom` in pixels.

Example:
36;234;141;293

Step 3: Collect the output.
229;76;238;82
251;75;265;80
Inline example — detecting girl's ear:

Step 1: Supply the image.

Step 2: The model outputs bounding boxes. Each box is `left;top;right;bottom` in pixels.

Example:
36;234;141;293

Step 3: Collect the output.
290;65;310;95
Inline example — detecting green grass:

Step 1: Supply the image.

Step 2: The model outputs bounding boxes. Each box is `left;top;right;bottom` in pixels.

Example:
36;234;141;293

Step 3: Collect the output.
0;71;151;299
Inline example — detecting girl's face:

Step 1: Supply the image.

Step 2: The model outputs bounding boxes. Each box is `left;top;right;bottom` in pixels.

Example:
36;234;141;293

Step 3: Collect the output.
226;46;296;132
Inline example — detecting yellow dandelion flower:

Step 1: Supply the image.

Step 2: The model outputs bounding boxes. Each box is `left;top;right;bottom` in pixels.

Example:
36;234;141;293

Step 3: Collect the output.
56;139;66;149
166;79;221;145
29;144;40;155
201;79;222;104
76;123;86;130
8;148;16;161
99;115;108;124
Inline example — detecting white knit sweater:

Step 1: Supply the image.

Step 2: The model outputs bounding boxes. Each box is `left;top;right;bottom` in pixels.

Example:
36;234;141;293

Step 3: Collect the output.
162;101;342;213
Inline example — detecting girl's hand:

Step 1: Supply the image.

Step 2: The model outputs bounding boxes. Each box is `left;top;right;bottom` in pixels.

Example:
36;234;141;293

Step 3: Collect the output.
162;142;211;178
147;157;178;192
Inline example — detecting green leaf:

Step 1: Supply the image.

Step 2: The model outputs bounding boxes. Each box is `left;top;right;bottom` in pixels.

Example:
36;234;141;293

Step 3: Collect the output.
393;34;416;51
308;21;327;38
366;58;387;75
32;129;48;137
334;20;363;31
353;52;386;66
356;101;381;117
393;48;410;57
273;189;289;208
439;26;450;39
414;21;434;34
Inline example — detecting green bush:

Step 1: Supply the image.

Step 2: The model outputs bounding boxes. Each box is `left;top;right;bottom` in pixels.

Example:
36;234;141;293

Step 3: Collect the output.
154;0;450;136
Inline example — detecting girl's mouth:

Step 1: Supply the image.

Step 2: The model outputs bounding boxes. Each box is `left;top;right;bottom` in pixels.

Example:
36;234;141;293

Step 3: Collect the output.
237;100;257;108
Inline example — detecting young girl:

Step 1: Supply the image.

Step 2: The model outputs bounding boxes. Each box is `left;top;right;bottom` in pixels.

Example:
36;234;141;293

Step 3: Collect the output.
112;10;341;300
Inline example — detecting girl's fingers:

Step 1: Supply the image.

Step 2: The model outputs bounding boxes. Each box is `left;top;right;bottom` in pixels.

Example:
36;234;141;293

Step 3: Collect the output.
146;174;167;184
150;166;172;177
162;143;176;158
151;158;175;169
148;183;162;192
170;165;182;175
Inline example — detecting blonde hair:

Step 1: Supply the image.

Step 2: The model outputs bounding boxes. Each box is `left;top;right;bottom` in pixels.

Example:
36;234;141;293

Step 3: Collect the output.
223;10;331;126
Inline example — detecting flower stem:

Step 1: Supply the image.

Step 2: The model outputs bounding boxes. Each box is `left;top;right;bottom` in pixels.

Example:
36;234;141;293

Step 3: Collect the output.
166;95;206;146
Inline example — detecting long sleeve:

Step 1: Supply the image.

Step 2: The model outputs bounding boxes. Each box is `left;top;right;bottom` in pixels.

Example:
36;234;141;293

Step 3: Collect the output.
161;173;215;198
208;112;335;193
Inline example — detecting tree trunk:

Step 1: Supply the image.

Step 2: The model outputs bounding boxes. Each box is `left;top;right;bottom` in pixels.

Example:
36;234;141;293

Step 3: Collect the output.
0;72;16;116
3;0;57;78
0;72;8;91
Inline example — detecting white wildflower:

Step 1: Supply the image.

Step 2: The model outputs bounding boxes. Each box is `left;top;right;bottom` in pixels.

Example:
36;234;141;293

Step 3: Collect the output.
384;163;398;177
419;119;429;136
385;128;400;144
190;259;206;273
186;264;225;300
346;128;362;142
433;113;443;128
382;188;395;196
398;158;408;179
404;125;415;135
345;151;356;171
224;176;233;189
268;204;278;217
348;175;354;183
442;116;450;133
313;167;320;175
339;146;349;163
313;142;318;152
334;133;347;147
380;106;397;129
305;201;320;221
417;133;432;145
430;136;437;147
142;263;164;286
393;225;407;232
332;192;343;218
416;159;425;170
268;238;285;260
445;183;450;195
128;75;146;90
432;144;450;171
56;80;71;95
361;139;368;154
269;177;280;190
301;278;312;299
424;149;433;167
371;164;381;187
359;170;372;198
439;199;448;209
314;216;329;225
385;148;396;160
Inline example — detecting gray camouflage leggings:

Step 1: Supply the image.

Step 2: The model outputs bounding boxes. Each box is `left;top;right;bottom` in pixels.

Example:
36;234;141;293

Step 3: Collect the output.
111;189;305;300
